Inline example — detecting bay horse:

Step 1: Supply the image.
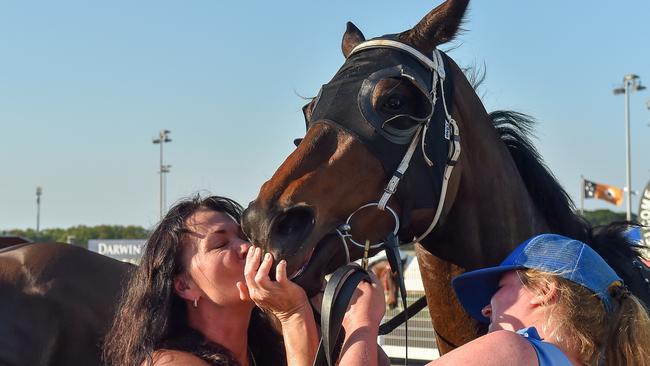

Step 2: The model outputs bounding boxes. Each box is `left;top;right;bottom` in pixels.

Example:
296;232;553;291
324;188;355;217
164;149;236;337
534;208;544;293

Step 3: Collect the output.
369;257;405;310
0;242;132;365
241;0;650;353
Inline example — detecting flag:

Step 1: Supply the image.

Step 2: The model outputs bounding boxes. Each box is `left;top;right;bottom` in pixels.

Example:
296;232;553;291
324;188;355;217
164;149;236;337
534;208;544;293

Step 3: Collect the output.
583;179;623;206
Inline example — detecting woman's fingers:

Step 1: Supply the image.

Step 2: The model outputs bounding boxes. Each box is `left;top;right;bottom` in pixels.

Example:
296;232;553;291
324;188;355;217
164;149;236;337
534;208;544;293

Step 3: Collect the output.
243;247;256;278
244;247;263;288
367;270;380;284
276;259;288;285
255;252;274;285
236;281;250;301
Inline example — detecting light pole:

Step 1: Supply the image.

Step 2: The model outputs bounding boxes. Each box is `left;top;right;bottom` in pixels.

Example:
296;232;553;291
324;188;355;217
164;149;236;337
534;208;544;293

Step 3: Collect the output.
162;164;171;214
613;74;646;221
36;186;42;233
152;130;172;219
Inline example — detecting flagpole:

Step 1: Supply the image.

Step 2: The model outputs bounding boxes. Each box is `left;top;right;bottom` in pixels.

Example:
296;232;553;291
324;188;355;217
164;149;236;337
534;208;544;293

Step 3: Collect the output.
580;175;585;215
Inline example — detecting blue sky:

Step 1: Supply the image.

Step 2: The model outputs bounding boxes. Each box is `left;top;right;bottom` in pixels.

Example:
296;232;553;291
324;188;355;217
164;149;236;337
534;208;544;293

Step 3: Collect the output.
2;1;650;230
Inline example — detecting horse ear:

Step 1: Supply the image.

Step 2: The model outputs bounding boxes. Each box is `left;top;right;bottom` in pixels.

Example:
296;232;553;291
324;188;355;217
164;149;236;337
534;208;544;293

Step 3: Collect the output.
399;0;469;54
341;21;366;58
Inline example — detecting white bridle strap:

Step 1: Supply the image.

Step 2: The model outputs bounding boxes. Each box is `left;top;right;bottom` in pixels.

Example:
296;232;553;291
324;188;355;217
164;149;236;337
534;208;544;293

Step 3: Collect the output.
350;40;445;79
410;116;460;245
378;125;424;210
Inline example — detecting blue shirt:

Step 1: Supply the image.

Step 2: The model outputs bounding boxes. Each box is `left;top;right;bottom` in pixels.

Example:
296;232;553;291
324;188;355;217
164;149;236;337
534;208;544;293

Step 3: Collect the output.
516;327;572;366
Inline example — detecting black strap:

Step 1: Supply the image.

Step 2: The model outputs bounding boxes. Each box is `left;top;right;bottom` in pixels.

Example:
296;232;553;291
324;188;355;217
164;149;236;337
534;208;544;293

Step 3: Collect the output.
378;295;427;335
313;264;370;366
382;233;409;366
312;235;421;366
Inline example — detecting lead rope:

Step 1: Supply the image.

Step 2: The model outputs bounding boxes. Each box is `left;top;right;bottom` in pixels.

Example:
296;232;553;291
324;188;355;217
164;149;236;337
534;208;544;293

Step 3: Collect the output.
313;264;371;366
383;233;409;366
312;239;409;366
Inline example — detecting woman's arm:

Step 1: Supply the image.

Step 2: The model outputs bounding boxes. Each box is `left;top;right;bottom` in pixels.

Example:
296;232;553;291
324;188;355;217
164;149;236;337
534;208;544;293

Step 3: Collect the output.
425;330;538;365
239;247;319;366
338;273;387;366
276;302;320;366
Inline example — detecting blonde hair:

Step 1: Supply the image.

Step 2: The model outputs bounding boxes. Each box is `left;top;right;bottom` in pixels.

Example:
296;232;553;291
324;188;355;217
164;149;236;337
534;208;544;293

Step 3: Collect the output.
519;269;650;366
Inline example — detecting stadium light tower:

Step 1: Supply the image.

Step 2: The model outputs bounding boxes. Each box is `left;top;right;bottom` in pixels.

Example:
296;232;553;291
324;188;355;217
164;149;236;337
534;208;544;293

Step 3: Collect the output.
152;130;172;219
162;164;171;215
36;186;42;233
613;74;646;221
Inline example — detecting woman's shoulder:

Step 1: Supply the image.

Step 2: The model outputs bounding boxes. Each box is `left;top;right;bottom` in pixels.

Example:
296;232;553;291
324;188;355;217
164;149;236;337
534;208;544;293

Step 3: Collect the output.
429;330;538;366
140;349;210;366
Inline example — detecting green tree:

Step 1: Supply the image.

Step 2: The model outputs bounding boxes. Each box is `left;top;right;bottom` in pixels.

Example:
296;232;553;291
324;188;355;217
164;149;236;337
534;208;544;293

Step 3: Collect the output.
3;225;150;249
581;209;636;226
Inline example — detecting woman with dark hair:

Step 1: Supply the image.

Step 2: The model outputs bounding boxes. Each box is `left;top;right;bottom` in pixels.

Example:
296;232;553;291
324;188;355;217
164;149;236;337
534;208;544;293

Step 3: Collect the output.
103;195;318;366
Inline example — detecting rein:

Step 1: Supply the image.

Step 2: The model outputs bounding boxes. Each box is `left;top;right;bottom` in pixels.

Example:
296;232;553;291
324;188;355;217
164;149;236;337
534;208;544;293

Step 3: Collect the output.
313;39;461;366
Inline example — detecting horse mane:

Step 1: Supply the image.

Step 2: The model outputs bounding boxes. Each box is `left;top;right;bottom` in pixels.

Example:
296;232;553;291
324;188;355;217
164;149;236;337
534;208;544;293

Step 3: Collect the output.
490;110;650;305
589;222;641;262
489;110;591;241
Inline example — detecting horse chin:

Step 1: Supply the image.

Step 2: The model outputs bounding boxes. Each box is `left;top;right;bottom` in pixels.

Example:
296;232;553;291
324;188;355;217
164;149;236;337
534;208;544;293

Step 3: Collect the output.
288;247;316;280
290;234;344;297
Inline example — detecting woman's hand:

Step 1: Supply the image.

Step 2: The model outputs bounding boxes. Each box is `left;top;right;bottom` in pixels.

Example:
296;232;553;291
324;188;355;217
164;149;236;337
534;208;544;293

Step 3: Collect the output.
338;272;386;366
342;271;386;330
238;247;319;366
237;247;310;323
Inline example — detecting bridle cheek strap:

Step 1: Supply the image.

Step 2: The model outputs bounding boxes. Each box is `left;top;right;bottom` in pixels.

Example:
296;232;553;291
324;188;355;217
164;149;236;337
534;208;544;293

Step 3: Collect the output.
378;124;424;210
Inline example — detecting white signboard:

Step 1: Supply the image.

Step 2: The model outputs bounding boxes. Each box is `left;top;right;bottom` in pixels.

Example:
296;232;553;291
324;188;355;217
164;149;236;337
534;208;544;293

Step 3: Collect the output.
88;239;147;264
639;181;650;247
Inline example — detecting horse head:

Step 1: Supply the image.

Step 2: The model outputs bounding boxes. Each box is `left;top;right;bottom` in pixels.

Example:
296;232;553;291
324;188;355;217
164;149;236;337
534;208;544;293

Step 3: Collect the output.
242;0;472;295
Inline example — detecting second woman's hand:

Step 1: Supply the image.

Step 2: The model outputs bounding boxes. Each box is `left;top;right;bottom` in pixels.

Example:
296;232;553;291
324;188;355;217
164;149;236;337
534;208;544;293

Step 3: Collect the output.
342;271;386;330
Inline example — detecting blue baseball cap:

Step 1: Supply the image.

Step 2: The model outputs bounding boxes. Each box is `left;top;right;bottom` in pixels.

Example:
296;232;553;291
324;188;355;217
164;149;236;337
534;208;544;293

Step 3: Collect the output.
452;234;623;323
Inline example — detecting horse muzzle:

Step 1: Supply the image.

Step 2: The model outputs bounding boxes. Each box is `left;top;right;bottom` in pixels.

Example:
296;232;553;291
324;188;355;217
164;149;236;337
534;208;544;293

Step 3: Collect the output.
241;202;317;275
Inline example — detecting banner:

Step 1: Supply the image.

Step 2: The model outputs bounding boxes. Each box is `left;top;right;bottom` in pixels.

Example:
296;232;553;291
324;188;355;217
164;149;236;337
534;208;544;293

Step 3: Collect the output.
88;239;146;264
583;179;623;206
638;181;650;247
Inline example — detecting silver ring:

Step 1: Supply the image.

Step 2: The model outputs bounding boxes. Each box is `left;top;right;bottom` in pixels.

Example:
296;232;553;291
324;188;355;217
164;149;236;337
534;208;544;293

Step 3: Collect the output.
343;203;400;249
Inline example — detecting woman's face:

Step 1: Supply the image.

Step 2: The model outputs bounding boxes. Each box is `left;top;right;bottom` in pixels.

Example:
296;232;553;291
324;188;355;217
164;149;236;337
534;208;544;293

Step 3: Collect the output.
482;271;536;333
181;209;252;307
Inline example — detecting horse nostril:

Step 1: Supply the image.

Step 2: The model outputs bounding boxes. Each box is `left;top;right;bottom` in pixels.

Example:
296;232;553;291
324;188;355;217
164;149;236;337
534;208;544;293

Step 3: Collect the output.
273;206;315;240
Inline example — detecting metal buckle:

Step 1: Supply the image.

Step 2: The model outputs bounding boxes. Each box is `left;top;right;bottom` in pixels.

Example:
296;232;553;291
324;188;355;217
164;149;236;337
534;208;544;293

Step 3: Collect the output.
336;203;400;250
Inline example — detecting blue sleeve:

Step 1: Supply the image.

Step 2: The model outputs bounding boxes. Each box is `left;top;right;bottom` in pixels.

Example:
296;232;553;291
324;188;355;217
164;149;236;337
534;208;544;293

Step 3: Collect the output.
516;327;573;366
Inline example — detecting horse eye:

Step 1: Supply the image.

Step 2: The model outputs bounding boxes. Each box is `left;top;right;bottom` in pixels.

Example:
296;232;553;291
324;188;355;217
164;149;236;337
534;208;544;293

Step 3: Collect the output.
383;96;403;112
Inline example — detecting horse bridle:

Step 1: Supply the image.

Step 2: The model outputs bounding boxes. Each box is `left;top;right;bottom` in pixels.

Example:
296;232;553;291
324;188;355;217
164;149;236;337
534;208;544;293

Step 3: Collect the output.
334;39;460;261
313;39;461;366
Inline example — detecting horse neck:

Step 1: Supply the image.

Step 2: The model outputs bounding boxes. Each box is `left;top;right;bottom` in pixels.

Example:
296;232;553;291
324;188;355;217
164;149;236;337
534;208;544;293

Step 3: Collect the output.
417;65;549;269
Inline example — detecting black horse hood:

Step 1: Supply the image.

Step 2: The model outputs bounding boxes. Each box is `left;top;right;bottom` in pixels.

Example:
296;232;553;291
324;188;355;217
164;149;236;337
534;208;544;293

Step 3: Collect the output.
308;36;455;214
